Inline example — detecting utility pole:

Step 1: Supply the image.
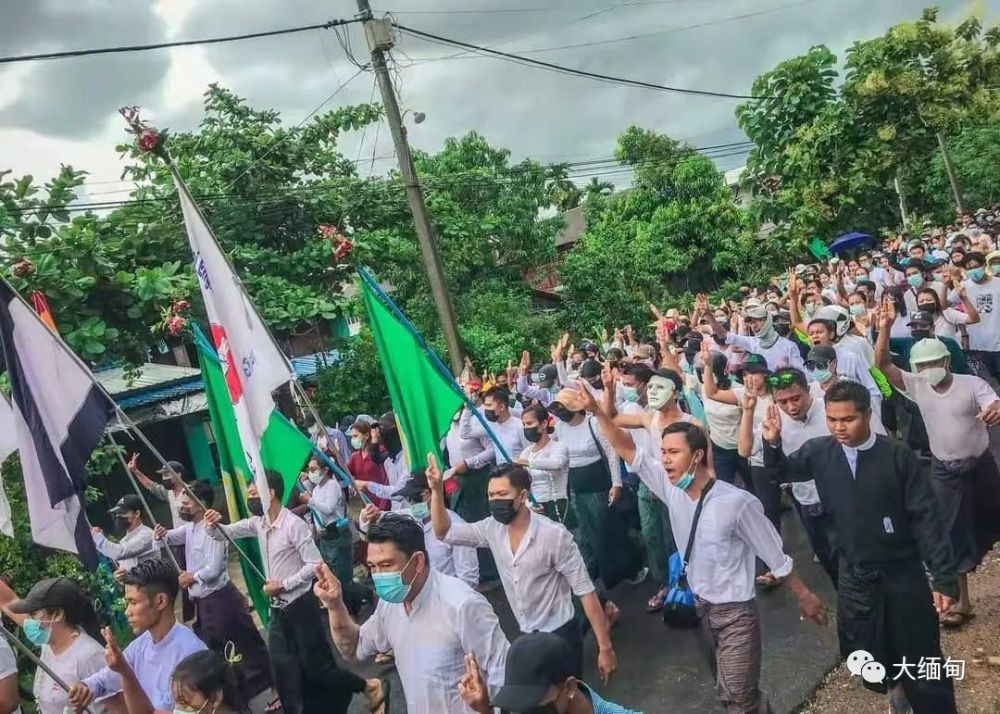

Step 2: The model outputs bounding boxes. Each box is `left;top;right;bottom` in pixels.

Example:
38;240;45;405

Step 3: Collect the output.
355;0;464;375
936;131;964;215
893;174;910;227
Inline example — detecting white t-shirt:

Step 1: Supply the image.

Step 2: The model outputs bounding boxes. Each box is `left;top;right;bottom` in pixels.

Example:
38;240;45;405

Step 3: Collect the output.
930;307;971;342
899;372;998;461
702;396;741;450
963;277;1000;351
0;637;19;714
520;439;569;503
36;634;108;714
732;387;770;467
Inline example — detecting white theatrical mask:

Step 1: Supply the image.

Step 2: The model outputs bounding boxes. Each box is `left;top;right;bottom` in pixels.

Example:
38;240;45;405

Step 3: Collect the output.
646;375;676;409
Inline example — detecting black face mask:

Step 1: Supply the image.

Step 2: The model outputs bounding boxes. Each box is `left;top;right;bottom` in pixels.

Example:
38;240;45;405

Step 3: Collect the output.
177;508;196;522
523;426;542;443
484;409;498;422
247;497;264;517
774;323;791;337
911;328;932;340
552;407;576;423
489;498;519;525
587;378;604;391
382;429;402;455
917;302;938;313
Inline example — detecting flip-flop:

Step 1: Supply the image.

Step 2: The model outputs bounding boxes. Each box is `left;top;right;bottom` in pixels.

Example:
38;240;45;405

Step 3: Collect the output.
369;677;391;714
939;609;974;628
647;590;667;613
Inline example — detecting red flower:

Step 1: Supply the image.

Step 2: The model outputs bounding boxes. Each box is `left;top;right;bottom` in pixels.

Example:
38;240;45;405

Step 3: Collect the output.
172;299;190;313
318;224;340;239
138;129;160;153
167;315;187;335
332;238;353;262
11;259;34;277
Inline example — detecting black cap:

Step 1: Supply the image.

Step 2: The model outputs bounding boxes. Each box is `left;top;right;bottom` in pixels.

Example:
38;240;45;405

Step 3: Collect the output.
157;460;184;478
907;310;934;326
396;469;429;501
492;633;573;710
805;345;837;365
578;340;598;353
579;360;602;379
109;494;143;515
741;353;768;374
8;577;86;615
537;364;558;386
377;412;396;430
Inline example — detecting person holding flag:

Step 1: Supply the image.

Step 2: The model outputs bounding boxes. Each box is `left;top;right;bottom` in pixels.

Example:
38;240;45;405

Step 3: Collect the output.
91;495;157;579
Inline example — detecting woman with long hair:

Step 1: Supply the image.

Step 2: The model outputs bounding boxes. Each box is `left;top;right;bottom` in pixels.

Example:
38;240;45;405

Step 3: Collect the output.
516;404;570;523
915;285;980;343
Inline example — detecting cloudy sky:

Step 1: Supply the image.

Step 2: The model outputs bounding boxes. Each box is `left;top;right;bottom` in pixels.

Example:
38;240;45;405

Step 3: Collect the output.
0;0;992;199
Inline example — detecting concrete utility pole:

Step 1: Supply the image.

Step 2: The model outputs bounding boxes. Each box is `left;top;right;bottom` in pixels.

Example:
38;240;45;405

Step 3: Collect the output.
355;0;464;375
936;131;964;215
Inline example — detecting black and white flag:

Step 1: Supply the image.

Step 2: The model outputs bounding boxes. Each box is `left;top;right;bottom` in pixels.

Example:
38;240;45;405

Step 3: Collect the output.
0;280;111;566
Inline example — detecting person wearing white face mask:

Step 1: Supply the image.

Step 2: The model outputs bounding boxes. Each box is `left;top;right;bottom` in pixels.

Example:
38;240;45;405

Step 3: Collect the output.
579;377;825;714
876;318;1000;630
700;294;805;371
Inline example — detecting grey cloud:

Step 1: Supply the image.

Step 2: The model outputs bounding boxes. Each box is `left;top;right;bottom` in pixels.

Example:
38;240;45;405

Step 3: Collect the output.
0;1;170;139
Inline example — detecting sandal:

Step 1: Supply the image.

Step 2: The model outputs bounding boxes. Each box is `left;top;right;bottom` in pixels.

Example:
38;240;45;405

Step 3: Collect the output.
368;677;391;714
939;608;974;628
647;588;667;613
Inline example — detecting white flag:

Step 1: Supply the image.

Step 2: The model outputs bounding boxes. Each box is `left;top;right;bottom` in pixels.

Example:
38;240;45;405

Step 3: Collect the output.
173;172;293;513
0;396;17;537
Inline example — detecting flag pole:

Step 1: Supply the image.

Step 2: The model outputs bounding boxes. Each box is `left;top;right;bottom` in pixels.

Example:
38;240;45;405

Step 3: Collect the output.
104;431;182;572
0;622;98;714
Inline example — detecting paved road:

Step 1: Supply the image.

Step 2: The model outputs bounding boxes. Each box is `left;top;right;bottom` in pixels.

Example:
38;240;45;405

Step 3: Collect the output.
345;510;840;714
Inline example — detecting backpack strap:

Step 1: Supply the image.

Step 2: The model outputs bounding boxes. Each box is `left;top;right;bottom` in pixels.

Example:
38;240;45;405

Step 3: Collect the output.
681;478;716;573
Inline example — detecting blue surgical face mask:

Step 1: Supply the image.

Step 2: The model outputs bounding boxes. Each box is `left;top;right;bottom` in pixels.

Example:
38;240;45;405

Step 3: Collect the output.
372;554;417;604
809;368;833;384
619;385;640;403
23;617;53;646
849;304;865;316
308;471;324;486
409;501;430;520
967;267;986;282
907;274;924;289
674;453;701;491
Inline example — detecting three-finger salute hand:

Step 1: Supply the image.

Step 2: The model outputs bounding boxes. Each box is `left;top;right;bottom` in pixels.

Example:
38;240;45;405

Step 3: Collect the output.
457;653;490;713
426;453;444;492
313;563;343;608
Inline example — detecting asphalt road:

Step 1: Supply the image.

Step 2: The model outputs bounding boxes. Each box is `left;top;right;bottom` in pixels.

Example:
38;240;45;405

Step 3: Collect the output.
345;510;840;714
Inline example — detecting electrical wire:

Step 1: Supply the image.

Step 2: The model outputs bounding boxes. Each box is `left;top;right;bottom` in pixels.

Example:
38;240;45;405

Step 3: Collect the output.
0;19;360;65
393;23;760;99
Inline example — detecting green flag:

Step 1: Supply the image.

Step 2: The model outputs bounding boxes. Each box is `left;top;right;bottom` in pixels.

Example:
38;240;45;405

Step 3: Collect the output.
194;327;314;623
360;277;464;470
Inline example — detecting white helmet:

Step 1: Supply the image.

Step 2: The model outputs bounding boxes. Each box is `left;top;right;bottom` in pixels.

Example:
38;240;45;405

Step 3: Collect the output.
811;305;851;338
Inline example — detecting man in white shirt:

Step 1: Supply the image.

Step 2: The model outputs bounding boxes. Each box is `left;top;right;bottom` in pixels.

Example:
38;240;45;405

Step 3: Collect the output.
153;481;273;701
702;299;805;370
578;378;825;714
461;387;526;464
91;495;157;578
358;469;480;588
204;472;382;714
319;513;509;714
875;326;1000;628
962;250;1000;380
429;460;617;683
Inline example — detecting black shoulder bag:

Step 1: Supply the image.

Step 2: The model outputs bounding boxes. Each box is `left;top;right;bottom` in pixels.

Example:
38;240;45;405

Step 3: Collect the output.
662;479;716;629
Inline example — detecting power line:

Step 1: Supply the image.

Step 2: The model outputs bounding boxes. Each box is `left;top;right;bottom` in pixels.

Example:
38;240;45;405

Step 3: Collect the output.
393;23;760;99
0;19;360;65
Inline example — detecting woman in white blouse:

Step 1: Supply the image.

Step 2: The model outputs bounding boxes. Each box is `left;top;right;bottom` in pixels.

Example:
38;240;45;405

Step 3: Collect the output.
515;404;571;523
915;285;980;342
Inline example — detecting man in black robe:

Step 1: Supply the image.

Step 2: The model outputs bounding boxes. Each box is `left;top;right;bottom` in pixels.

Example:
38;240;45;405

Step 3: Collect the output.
762;380;958;714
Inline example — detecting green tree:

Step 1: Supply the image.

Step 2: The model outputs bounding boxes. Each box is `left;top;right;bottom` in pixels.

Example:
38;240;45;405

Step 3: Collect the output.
923;123;1000;219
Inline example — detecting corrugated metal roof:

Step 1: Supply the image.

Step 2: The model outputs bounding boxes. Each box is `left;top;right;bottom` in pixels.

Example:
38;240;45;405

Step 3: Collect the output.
291;350;340;378
96;363;202;396
116;380;204;410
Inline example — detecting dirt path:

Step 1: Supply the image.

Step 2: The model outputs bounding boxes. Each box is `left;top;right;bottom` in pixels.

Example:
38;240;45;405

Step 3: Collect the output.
801;546;1000;713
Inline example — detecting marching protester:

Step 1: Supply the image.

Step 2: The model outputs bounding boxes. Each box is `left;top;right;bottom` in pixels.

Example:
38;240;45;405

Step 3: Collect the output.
67;559;207;713
762;380;960;713
459;633;641;714
203;473;385;714
127;457;189;528
962;250;1000;380
461;386;526;464
580;375;826;713
702;300;804;370
874;305;1000;629
91;495;158;578
346;419;391;511
353;412;411;511
151;481;274;701
0;578;111;714
515;403;571;523
429;458;618;682
318;513;508;714
358;469;480;588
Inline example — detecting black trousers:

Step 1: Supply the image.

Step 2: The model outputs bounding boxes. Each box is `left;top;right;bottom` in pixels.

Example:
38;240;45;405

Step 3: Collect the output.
268;593;366;714
749;466;782;534
522;616;583;679
838;561;956;713
194;583;273;697
794;501;839;589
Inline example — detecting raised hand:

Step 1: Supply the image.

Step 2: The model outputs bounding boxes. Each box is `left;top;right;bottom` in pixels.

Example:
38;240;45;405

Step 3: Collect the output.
457;654;490;713
694;293;710;316
761;402;782;444
574;380;600;414
127;453;139;471
426;453;444;492
602;367;618;411
312;563;343;609
519;350;531;375
103;627;127;673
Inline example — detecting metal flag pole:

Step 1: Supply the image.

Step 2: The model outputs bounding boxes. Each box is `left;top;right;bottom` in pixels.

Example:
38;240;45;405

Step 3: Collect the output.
0;622;98;714
104;431;182;572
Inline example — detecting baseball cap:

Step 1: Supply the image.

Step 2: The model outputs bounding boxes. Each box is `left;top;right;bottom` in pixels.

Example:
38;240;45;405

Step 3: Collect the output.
805;345;837;366
157;460;185;478
491;633;574;710
552;388;586;412
579;360;602;379
8;577;88;616
741;353;768;374
396;469;429;501
109;494;143;515
578;340;598;353
910;338;949;366
906;310;934;327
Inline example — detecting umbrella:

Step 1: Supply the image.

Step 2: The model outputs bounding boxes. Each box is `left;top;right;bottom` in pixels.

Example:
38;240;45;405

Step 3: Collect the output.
828;231;875;255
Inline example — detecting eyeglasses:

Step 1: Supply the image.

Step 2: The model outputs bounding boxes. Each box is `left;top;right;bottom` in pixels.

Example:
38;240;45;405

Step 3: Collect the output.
804;361;830;371
766;372;798;387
